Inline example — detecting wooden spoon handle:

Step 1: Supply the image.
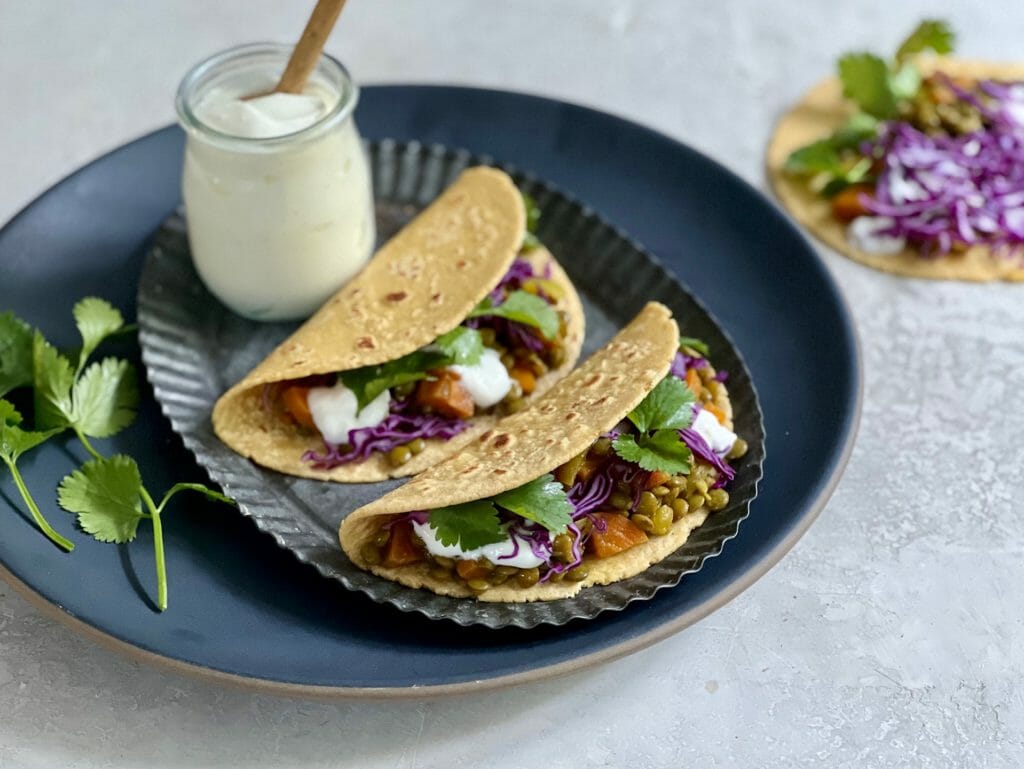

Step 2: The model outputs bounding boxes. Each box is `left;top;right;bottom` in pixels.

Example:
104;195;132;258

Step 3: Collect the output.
275;0;347;94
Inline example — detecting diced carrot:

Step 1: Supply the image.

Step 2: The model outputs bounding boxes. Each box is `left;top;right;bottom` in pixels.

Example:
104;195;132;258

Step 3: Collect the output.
587;513;649;559
456;560;490;581
830;184;874;222
382;521;423;567
685;368;702;397
415;370;475;419
645;471;671;489
281;386;316;430
704;402;728;425
510;365;537;395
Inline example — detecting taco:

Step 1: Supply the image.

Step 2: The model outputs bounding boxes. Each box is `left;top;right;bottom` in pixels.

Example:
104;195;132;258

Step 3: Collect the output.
212;167;585;481
339;302;750;602
767;19;1024;281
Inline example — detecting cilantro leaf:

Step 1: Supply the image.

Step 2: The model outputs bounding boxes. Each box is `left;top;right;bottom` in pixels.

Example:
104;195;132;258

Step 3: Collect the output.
340;349;449;411
428;500;507;551
470;290;559;340
838;53;899;119
613;430;693;475
678;336;710;358
784;113;879;182
70;358;139;438
521;193;541;251
434;326;484;366
493;474;572;534
0;312;33;397
74;298;124;373
58;454;144;543
895;19;954;63
0;399;60;462
627;376;695;433
32;332;75;431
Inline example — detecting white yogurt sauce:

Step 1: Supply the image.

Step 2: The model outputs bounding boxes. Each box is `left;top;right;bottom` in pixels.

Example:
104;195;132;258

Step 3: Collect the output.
447;347;513;409
412;520;546;569
307;382;390;445
181;77;375;321
195;89;327;138
847;216;907;255
693;409;737;456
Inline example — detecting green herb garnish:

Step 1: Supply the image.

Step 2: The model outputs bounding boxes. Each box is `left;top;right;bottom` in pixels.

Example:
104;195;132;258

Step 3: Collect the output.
428;474;573;551
784;19;955;193
678;336;711;358
612;376;695;474
521;192;541;251
0;297;235;610
470;290;559;340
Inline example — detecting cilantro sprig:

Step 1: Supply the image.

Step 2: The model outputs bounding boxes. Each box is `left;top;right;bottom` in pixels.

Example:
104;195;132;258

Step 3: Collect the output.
428;474;573;551
340;326;484;410
521;193;542;251
0;298;234;611
784;20;955;193
469;290;559;341
612;376;695;474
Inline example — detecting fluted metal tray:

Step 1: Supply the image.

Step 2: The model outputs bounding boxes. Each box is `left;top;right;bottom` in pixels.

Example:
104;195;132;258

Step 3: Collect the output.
137;140;765;628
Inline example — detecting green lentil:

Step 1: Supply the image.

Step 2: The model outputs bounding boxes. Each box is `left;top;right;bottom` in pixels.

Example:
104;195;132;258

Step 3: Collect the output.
516;568;540;588
566;566;589;582
429;567;450;581
706;488;730;511
360;544;382;566
388;444;413;467
407;438;426;455
728;438;749;460
466;579;490;593
373;530;390;547
552;533;574;562
652;505;674;535
687;492;706;511
651;485;671;497
637;491;659;517
671;498;690;520
631;513;655;534
434;556;455;570
609;492;633;510
592;437;613;456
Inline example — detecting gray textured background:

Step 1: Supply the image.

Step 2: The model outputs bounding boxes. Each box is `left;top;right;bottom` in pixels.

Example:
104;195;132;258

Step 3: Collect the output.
1;1;1021;767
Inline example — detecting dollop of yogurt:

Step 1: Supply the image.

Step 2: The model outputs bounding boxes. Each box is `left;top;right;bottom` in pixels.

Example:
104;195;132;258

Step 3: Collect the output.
847;216;907;255
307;382;390;445
448;347;513;409
194;88;328;139
693;409;737;456
412;520;546;569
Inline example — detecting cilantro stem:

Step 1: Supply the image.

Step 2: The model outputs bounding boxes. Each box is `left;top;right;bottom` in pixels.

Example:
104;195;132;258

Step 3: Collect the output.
2;457;74;552
139;486;167;612
75;429;103;461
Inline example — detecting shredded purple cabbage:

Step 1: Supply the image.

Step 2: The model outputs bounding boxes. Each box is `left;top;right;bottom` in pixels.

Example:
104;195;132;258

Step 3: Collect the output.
679;427;735;482
302;399;466;469
488;257;535;301
862;78;1024;255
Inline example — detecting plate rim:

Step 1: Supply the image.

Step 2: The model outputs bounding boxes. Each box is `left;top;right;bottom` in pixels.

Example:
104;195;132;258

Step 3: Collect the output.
0;84;863;698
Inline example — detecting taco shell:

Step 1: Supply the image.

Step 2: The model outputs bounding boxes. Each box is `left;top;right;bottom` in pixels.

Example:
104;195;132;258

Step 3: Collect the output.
340;301;737;602
767;57;1024;282
212;167;585;481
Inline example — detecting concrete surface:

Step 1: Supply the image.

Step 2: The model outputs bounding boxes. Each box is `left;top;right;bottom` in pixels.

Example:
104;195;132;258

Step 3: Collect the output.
1;1;1022;767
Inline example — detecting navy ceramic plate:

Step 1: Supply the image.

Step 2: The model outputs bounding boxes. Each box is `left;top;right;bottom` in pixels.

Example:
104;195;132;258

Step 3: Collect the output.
0;86;860;696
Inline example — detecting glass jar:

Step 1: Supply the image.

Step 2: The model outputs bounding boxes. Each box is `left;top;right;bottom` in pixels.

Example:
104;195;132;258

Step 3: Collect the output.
176;43;375;321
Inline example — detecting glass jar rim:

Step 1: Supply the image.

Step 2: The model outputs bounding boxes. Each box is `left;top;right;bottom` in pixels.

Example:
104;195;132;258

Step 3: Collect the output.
175;42;359;150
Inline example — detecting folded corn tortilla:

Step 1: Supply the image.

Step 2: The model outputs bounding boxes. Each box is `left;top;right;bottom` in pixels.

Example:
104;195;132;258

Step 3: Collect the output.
767;57;1024;282
339;302;737;601
212;167;585;481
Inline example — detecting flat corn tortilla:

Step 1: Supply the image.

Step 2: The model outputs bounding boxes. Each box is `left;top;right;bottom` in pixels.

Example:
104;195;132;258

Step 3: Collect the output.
212;167;585;481
767;57;1024;282
341;302;738;602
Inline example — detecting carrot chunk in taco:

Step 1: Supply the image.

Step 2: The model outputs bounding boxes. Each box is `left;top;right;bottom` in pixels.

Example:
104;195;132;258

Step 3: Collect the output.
340;302;749;601
212;167;585;481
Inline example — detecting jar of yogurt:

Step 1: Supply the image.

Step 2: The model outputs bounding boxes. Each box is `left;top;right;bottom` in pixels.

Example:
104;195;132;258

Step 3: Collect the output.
175;43;375;321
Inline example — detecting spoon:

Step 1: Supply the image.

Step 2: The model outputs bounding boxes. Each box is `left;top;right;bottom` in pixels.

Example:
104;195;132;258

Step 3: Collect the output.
246;0;348;99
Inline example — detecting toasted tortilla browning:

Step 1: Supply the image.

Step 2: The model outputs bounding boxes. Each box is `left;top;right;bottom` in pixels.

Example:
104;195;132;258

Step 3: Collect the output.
767;57;1024;282
340;302;738;601
212;167;585;481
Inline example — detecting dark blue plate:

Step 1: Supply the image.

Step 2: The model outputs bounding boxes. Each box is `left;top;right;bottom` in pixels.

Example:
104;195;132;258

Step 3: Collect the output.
0;86;860;696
